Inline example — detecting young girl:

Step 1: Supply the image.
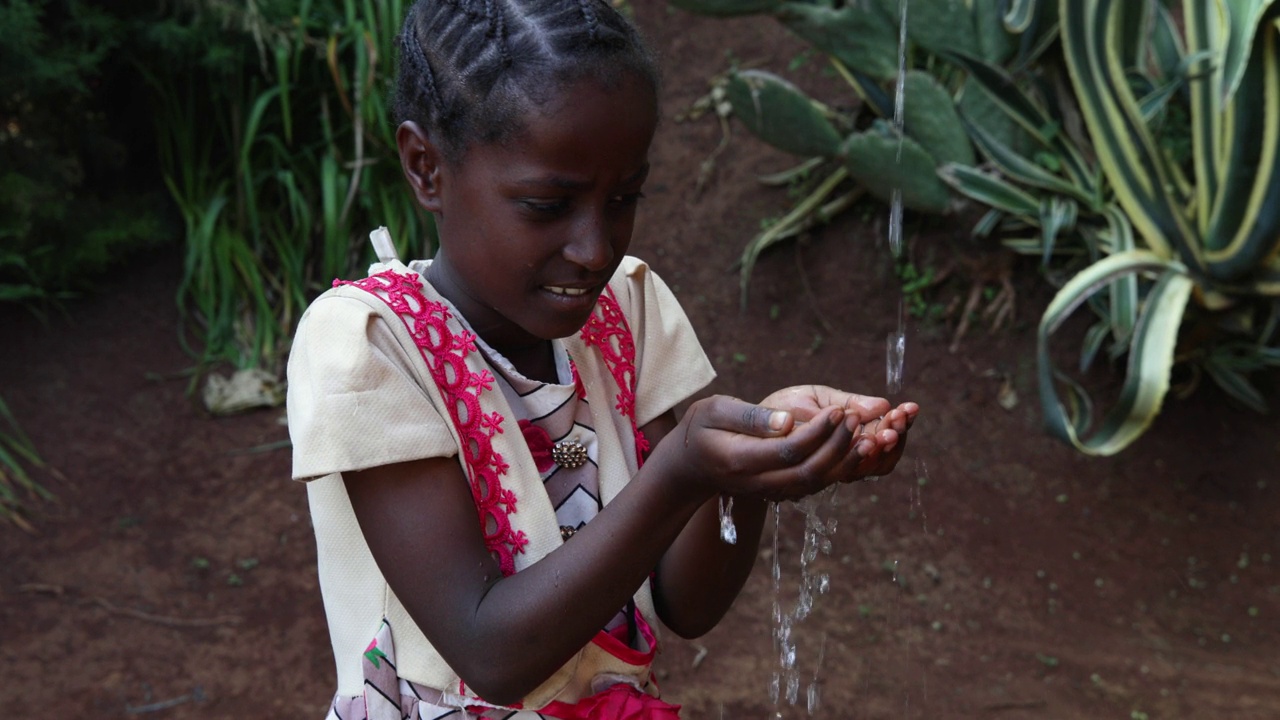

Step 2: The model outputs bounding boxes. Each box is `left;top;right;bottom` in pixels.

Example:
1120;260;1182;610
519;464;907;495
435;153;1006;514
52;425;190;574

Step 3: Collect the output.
287;2;918;718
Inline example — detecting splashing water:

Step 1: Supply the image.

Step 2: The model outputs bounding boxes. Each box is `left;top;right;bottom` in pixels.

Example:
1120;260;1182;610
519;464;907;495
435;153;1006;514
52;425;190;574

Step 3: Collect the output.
769;488;841;716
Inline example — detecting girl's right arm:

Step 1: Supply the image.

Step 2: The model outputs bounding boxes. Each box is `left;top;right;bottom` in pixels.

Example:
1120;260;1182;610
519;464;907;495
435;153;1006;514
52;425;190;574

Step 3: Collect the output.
343;395;857;706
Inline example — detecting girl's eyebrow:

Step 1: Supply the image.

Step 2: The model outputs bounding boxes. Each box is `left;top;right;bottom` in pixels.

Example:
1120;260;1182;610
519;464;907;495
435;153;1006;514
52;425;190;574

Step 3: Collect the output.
513;164;650;190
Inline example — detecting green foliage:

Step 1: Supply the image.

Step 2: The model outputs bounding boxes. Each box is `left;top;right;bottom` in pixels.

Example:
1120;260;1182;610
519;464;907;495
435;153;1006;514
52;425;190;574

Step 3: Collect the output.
945;0;1280;455
0;395;54;533
142;0;435;371
0;0;170;303
671;0;1057;304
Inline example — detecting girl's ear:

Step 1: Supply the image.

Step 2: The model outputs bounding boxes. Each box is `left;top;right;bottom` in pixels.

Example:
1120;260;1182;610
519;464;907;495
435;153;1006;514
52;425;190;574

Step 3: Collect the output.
397;121;445;213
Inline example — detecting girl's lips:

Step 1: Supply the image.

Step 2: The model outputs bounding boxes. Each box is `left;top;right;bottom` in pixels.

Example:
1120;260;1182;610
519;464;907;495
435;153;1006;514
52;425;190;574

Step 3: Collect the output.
537;283;603;311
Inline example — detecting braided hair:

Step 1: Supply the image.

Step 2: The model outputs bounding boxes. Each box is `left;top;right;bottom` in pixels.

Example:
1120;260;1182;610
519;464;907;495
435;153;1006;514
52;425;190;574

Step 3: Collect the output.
394;0;659;162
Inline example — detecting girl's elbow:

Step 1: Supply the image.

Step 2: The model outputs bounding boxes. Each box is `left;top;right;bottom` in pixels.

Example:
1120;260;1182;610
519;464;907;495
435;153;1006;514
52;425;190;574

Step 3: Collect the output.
656;603;725;640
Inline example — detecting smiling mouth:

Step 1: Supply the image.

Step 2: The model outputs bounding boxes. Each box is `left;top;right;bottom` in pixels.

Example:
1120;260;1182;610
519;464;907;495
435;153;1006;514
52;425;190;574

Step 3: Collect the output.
543;286;591;297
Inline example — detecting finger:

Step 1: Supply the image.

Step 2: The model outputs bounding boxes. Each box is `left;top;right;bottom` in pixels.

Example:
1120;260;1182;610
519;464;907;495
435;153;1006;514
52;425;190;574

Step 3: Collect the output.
750;413;856;495
696;395;793;437
841;393;891;420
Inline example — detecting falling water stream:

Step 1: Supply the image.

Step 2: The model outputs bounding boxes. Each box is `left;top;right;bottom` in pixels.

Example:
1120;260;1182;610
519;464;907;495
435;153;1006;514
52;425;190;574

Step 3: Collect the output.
717;1;913;715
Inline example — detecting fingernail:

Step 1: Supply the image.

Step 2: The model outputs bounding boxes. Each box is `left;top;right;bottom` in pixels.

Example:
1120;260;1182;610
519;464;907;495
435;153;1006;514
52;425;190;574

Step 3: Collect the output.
828;408;844;426
856;438;875;456
769;411;788;431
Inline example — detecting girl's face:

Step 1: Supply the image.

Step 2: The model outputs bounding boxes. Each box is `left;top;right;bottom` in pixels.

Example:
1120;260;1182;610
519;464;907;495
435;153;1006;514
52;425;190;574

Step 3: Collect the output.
420;72;658;355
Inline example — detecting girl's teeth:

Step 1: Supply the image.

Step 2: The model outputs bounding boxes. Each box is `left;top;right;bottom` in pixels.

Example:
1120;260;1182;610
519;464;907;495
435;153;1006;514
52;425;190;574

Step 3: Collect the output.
547;286;588;296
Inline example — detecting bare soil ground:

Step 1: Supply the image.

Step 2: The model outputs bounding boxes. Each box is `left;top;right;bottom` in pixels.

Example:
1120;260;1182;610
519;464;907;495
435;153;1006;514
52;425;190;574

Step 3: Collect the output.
2;7;1279;719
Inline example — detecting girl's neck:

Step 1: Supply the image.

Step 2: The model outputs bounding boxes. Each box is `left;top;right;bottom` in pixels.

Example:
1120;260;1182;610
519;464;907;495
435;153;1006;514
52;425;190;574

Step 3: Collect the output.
424;260;560;384
494;341;559;385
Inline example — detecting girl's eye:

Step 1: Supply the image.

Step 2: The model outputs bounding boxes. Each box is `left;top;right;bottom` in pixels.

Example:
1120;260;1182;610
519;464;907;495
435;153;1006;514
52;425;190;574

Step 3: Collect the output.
520;199;569;216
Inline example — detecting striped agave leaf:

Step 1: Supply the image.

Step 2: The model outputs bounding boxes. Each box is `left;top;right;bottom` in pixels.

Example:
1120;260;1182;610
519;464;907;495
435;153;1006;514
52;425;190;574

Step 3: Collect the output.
1062;0;1280;285
1059;0;1201;265
1033;0;1280;453
1037;250;1194;456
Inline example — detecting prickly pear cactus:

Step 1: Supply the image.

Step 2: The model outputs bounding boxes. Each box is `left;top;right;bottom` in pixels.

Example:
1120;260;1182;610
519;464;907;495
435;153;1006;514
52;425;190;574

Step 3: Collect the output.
773;2;899;81
901;71;975;168
869;0;980;59
843;124;953;215
724;69;843;158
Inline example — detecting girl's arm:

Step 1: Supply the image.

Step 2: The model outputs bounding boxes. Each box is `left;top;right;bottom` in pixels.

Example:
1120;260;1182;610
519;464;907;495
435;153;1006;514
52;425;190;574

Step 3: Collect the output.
343;395;856;707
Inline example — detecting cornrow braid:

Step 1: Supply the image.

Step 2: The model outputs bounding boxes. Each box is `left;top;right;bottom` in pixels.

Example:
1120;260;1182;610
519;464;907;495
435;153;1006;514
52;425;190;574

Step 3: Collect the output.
577;0;599;42
398;27;440;117
392;0;659;161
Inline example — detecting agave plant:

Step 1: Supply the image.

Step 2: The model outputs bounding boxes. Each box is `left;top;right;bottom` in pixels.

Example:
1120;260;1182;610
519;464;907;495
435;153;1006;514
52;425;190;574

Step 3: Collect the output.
949;0;1280;455
669;0;1057;304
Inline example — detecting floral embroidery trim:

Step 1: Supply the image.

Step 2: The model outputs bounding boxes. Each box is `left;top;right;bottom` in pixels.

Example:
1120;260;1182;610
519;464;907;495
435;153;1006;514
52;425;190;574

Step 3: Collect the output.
580;287;650;466
335;271;529;575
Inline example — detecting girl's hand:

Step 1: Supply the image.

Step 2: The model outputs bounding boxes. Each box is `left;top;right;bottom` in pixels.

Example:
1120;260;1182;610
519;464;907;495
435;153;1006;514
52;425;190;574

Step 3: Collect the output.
655;394;864;503
758;385;919;481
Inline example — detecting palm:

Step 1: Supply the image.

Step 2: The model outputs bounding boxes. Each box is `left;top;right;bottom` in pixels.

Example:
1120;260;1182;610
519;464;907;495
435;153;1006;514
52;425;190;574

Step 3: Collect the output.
760;385;918;481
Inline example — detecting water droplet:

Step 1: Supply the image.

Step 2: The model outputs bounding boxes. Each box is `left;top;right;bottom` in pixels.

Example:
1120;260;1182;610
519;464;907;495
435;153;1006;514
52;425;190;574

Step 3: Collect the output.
807;682;821;714
718;495;737;544
886;302;906;394
786;671;800;705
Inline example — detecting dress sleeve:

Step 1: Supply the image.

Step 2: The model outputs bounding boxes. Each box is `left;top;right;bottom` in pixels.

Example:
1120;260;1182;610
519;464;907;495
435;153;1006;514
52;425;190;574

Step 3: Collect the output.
615;257;718;427
286;293;458;481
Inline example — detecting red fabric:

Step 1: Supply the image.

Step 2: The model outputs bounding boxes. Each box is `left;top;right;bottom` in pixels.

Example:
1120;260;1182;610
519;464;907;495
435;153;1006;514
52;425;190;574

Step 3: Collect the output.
518;419;556;473
543;684;681;720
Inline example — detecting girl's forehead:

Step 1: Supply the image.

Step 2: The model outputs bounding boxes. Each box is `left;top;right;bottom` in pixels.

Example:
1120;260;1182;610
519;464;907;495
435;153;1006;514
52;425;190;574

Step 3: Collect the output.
511;74;656;147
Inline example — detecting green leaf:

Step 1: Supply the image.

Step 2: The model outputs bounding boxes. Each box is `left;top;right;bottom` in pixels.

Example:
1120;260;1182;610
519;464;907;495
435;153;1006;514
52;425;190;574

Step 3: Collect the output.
724;70;843;158
1220;0;1279;104
844;128;952;214
901;71;975;167
948;51;1095;190
975;0;1019;64
1005;0;1040;33
958;112;1098;207
939;163;1039;217
1038;196;1078;266
1038;250;1194;456
1101;206;1139;345
775;1;900;81
1203;21;1280;279
870;0;979;58
1060;0;1198;264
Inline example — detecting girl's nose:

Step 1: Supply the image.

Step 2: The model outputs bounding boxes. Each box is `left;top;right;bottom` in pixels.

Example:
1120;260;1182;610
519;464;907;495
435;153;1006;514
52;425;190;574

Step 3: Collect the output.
563;212;614;272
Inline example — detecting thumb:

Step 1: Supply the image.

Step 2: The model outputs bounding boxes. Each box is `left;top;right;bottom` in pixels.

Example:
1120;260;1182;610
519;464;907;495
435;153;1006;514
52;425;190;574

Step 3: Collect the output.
695;395;793;437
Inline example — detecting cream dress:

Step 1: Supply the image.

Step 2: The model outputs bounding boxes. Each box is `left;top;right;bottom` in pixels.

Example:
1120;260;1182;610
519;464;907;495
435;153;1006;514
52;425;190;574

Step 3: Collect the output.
287;242;715;719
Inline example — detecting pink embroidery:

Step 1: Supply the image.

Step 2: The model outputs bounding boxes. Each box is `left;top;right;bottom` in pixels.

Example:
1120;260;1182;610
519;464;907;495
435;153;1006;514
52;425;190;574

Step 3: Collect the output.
335;271;529;575
580;288;650;466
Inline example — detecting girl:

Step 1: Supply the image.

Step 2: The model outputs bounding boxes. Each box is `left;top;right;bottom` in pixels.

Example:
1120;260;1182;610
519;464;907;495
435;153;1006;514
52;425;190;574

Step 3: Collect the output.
286;1;919;718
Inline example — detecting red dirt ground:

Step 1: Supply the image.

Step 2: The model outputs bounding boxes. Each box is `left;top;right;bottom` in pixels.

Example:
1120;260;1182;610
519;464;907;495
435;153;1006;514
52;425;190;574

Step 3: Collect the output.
2;7;1279;719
